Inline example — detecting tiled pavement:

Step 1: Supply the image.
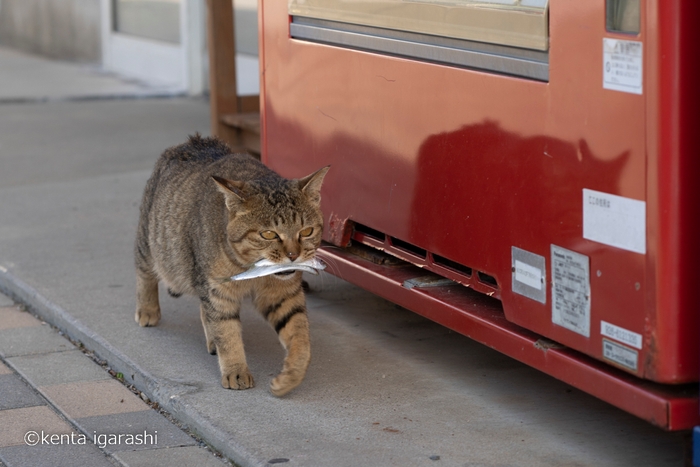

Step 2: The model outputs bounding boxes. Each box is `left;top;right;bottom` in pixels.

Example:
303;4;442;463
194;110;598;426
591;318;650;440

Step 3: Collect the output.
0;293;230;467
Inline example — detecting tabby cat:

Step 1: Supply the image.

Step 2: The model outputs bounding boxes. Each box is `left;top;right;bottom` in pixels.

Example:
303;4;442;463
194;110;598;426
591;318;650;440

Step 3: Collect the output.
134;134;329;396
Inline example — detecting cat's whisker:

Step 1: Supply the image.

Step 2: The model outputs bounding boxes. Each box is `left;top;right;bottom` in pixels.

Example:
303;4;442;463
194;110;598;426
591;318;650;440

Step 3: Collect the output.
315;255;345;284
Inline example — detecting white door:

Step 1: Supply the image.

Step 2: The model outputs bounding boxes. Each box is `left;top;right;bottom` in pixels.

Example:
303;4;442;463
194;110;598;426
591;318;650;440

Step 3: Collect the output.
100;0;205;94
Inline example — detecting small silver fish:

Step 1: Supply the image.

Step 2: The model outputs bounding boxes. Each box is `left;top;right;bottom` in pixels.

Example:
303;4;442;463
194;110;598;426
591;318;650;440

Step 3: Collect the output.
227;257;326;281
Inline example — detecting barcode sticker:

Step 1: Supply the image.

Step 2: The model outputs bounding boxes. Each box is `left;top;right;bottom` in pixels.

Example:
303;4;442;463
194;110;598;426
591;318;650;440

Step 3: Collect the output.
601;320;642;349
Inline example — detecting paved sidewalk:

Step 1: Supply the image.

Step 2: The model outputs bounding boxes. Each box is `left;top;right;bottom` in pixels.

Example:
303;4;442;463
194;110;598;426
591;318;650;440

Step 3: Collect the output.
0;47;690;467
0;293;227;467
0;45;181;103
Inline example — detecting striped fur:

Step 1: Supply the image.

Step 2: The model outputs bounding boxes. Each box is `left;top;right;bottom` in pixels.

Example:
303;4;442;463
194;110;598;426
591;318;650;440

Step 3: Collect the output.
134;135;328;396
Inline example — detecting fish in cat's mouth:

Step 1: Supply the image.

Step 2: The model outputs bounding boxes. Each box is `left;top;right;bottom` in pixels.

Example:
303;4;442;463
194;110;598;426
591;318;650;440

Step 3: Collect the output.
224;257;326;282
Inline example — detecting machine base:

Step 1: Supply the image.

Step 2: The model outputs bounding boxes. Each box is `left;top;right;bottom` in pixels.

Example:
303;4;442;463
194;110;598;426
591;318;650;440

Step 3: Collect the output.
317;243;700;430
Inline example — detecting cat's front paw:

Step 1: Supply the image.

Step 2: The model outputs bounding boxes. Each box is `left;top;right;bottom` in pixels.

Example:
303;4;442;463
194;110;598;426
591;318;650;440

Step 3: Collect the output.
135;306;160;327
221;364;255;390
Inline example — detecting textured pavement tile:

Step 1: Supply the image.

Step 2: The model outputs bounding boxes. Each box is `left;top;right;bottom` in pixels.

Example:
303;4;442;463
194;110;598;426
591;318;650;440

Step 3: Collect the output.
8;350;110;387
76;410;196;453
0;406;73;447
0;361;12;375
0;443;115;467
0;307;41;330
114;445;228;467
0;374;44;410
40;379;149;419
0;326;71;357
0;294;13;307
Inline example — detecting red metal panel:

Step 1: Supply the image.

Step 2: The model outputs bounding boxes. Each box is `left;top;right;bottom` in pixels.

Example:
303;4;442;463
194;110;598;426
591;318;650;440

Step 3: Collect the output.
650;0;700;383
259;0;700;423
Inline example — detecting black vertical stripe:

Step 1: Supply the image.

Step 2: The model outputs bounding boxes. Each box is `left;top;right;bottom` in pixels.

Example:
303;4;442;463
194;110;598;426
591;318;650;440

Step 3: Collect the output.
263;284;303;319
274;306;305;333
264;301;283;319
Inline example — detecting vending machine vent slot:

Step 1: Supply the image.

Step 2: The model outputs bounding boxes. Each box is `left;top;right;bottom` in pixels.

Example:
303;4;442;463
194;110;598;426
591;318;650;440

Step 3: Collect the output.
432;254;473;277
390;237;427;259
353;223;386;242
477;272;499;289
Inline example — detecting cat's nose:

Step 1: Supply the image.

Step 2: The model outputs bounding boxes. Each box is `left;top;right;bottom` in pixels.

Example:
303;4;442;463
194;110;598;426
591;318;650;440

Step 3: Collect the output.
287;251;299;261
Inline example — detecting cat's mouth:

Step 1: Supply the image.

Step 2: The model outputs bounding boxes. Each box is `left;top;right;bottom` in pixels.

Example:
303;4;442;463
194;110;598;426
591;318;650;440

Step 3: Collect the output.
274;270;296;276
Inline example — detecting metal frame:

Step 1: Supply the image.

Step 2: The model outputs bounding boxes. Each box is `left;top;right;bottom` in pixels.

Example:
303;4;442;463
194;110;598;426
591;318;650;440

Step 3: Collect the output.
290;17;549;81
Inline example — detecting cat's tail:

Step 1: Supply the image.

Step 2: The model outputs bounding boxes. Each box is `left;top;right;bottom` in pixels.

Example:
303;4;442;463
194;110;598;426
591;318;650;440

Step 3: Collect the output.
167;288;183;298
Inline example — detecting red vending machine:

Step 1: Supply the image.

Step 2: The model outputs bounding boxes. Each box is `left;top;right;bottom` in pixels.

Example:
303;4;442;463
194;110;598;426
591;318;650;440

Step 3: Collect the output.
258;0;700;429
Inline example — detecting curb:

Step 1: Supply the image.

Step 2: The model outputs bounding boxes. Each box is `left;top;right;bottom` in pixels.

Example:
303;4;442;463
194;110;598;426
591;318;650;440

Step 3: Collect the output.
0;267;266;467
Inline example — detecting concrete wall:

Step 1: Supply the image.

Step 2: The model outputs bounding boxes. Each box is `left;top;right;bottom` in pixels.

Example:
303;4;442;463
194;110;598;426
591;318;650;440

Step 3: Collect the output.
0;0;101;63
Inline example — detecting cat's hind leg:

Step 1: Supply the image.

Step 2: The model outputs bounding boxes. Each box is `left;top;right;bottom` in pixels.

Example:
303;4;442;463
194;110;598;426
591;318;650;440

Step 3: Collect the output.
135;267;161;327
200;304;217;355
254;276;310;397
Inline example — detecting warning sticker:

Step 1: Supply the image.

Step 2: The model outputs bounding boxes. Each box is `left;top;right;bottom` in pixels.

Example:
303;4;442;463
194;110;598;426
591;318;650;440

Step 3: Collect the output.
602;339;638;372
551;245;590;337
603;38;643;95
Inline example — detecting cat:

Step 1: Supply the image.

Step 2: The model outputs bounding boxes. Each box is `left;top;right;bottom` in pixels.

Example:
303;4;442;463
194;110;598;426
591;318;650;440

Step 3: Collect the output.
134;134;329;397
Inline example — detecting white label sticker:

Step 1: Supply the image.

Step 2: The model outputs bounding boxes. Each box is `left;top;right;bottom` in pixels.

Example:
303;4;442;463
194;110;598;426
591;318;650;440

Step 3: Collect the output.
512;247;546;304
514;260;542;291
601;320;642;349
583;189;646;254
603;38;642;94
551;245;590;337
603;339;638;371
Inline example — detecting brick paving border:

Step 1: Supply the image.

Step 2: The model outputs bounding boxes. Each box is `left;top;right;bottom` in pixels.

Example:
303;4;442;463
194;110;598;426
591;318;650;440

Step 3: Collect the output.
0;296;231;467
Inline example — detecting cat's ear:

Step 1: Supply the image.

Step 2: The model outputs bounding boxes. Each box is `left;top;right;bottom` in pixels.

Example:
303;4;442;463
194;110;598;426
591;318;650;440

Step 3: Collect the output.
297;166;330;206
212;175;248;211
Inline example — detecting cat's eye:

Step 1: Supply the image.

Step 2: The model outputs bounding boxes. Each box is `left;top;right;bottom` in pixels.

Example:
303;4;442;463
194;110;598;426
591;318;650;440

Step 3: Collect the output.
299;227;314;238
260;230;279;240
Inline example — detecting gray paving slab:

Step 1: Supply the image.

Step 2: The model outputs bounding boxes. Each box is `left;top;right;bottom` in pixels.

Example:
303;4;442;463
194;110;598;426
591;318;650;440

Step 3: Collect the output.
0;306;40;330
0;443;117;467
113;445;229;467
0;98;209;189
0;406;74;448
41;380;150;419
8;350;111;387
0;326;72;358
0;294;12;308
0;299;221;467
76;411;197;454
0;374;45;410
